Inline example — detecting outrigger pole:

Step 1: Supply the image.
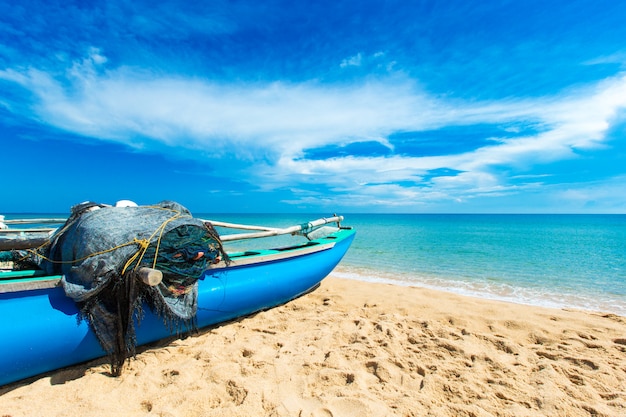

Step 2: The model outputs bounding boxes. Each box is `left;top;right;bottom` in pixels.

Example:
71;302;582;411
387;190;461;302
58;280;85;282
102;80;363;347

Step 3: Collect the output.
203;216;344;241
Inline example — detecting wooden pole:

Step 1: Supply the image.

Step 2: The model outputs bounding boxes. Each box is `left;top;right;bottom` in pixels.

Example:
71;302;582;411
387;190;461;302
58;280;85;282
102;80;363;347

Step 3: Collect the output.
137;267;163;286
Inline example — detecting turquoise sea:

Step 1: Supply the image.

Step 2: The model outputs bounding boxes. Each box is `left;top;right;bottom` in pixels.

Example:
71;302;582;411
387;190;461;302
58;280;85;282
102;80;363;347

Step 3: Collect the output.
204;213;626;316
338;213;626;316
4;212;625;316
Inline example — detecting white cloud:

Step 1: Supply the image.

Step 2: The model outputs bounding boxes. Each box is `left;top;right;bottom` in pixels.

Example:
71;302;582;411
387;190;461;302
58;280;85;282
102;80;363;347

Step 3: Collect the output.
554;175;626;212
340;53;363;68
1;58;442;156
583;52;626;67
3;52;626;211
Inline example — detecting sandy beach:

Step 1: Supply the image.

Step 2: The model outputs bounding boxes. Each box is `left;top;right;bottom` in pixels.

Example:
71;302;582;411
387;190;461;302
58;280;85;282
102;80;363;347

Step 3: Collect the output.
1;276;625;417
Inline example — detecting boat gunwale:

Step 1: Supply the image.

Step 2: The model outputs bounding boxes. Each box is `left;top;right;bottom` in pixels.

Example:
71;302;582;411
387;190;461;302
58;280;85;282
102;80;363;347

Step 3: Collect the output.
208;237;338;270
0;276;62;293
0;228;57;233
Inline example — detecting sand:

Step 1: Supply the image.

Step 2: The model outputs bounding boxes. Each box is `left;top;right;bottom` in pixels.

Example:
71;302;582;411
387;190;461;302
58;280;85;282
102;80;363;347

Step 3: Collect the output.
1;276;625;417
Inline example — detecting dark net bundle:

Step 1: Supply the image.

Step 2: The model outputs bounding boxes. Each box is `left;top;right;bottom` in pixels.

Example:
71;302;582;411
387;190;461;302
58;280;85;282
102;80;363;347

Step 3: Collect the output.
38;201;228;376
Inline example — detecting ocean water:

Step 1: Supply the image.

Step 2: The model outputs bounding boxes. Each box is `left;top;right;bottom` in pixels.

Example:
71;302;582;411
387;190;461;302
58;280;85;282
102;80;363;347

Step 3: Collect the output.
334;214;626;316
4;212;625;315
204;213;626;316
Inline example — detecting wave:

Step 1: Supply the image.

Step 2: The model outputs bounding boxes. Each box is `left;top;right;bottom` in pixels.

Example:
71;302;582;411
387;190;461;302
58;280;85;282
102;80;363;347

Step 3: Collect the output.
331;265;626;316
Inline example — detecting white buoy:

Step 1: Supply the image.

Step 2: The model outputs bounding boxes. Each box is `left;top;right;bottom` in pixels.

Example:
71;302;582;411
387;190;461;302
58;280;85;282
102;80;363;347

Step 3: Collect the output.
115;200;138;208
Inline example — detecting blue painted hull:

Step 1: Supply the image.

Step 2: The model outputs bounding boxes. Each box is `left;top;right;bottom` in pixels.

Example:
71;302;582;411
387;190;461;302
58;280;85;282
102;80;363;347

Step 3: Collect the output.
0;228;355;386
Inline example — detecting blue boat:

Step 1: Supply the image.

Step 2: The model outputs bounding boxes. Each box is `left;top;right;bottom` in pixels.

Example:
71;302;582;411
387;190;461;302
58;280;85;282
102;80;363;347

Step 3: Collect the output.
0;214;355;386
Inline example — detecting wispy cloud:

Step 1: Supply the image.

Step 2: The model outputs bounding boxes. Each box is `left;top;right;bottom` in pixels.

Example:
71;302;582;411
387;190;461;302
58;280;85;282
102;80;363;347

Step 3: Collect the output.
340;53;363;68
2;50;626;210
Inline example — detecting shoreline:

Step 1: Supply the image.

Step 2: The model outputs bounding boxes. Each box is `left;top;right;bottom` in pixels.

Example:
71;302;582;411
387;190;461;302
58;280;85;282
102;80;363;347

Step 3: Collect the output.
1;276;625;416
333;267;626;317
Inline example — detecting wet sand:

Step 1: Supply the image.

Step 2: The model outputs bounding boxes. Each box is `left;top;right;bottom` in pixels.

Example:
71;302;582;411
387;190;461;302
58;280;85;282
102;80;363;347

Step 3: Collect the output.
1;276;625;417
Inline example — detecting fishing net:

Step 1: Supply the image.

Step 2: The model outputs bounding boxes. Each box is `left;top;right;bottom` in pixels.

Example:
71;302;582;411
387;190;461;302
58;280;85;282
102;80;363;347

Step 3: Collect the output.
36;201;228;376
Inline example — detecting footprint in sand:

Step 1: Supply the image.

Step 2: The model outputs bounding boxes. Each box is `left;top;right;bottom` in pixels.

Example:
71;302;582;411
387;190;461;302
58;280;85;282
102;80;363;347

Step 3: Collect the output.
366;360;392;383
160;369;180;387
310;398;376;417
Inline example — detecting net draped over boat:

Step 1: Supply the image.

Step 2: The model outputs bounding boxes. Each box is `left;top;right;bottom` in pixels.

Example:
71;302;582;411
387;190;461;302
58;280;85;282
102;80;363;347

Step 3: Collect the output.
36;201;228;375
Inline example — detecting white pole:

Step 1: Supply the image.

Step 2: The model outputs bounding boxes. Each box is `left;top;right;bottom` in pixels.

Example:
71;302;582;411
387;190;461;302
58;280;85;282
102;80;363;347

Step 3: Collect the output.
209;216;344;242
3;218;67;225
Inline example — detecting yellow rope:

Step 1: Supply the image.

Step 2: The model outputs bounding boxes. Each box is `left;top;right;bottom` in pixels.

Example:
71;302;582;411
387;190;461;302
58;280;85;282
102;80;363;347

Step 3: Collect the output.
27;238;149;265
120;238;152;276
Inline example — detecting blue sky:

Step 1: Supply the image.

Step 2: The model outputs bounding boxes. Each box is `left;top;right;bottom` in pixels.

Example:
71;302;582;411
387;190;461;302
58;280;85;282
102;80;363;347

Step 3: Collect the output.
2;0;626;214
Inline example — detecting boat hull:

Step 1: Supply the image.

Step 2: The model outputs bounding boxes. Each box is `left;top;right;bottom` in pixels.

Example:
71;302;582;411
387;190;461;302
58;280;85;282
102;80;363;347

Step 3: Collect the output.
0;228;355;386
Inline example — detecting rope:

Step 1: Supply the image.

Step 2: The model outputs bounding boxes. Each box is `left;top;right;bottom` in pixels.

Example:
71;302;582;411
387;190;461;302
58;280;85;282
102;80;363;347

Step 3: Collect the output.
120;238;152;276
29;238;151;266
